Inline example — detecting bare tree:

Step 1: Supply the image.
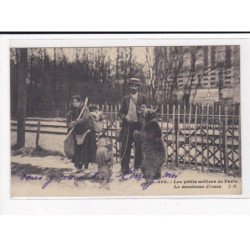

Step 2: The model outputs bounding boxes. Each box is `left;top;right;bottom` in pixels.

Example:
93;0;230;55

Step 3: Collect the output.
17;48;28;148
119;47;133;96
182;46;202;105
157;47;186;105
146;47;156;104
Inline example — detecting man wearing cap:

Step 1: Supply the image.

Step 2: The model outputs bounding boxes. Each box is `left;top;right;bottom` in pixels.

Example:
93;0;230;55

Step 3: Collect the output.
118;78;149;174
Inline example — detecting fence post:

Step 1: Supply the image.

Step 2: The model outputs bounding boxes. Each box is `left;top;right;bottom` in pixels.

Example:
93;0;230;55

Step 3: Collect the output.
238;104;241;176
36;120;41;149
101;104;104;132
194;105;198;170
175;105;180;168
172;105;176;168
201;104;204;172
206;104;210;171
161;104;164;129
183;104;186;168
166;104;169;166
110;105;113;158
106;104;109;136
223;106;229;174
218;105;223;172
231;105;235;175
212;103;216;172
114;105;118;162
188;105;192;167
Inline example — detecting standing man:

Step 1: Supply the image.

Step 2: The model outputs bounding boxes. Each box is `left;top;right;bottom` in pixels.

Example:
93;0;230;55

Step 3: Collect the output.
118;78;149;174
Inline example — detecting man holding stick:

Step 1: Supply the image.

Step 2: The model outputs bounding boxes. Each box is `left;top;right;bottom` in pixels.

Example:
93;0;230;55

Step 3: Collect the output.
119;78;149;174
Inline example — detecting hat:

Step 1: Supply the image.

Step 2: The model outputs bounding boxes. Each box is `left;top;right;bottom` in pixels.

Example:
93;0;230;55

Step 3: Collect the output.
128;78;141;85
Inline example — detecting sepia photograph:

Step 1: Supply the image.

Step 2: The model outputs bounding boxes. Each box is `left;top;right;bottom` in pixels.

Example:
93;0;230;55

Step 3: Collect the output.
10;44;241;197
1;2;250;249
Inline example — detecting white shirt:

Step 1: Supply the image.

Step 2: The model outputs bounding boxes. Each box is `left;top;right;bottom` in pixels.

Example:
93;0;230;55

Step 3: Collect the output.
127;93;138;122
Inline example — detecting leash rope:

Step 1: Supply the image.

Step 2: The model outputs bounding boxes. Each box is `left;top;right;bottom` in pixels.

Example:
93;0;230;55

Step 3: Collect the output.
120;124;130;162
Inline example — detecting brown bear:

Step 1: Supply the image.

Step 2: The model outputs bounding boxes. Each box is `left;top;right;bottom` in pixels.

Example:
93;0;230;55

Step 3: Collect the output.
133;108;166;187
96;136;113;184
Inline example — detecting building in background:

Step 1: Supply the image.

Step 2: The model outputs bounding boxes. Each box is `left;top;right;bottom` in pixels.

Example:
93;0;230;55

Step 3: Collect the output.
153;45;240;105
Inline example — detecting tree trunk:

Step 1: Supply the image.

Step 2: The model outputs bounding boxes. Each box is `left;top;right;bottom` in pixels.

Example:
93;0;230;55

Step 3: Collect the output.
17;48;28;148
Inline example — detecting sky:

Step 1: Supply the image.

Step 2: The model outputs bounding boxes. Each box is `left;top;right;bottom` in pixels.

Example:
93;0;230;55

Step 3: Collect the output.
45;47;154;65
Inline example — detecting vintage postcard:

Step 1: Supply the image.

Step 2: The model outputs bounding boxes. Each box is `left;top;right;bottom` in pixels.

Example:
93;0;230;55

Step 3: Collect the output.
9;39;242;197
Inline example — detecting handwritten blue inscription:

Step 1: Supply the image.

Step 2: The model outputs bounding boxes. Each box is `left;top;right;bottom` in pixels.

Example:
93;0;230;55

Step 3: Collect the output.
20;168;179;190
116;167;179;189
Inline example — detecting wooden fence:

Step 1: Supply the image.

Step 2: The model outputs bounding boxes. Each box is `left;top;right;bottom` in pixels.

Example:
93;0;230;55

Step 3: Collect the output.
11;103;241;176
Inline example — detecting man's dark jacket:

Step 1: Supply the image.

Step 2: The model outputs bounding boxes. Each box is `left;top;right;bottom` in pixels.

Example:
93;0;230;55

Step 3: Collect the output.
118;92;149;169
119;93;149;126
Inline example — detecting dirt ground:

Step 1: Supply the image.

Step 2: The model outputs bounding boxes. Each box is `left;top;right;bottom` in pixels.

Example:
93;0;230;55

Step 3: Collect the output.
11;131;242;197
11;154;241;197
